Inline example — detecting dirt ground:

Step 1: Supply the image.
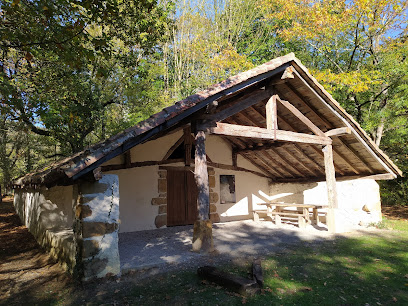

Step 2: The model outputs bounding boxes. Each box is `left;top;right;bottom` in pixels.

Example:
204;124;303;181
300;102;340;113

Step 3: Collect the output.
1;197;407;305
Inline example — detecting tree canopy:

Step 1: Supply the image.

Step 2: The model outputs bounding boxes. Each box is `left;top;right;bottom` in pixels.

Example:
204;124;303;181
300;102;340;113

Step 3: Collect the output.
1;0;407;205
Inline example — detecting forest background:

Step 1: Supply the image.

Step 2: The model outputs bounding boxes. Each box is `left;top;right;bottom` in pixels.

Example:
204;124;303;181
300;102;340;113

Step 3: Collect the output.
1;0;407;206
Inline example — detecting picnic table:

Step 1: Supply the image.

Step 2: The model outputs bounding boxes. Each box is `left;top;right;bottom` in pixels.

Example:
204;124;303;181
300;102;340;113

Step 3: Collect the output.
253;202;328;228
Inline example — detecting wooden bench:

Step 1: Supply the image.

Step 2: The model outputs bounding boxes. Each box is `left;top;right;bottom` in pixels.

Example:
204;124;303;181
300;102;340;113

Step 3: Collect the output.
253;203;328;228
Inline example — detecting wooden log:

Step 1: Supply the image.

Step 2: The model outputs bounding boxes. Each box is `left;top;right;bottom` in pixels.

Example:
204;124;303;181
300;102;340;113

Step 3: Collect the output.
197;266;260;296
266;95;277;135
124;151;132;168
252;260;264;288
208;122;332;145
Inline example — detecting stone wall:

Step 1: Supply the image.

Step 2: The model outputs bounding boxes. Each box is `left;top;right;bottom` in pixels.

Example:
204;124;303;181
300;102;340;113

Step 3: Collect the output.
13;186;76;272
75;174;121;280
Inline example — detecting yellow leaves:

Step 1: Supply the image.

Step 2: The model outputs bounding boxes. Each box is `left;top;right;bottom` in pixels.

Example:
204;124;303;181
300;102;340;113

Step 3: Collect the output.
313;69;382;94
209;45;254;78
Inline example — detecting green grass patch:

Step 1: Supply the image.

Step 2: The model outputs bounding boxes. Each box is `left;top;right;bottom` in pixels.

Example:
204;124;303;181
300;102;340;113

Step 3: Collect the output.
122;227;408;305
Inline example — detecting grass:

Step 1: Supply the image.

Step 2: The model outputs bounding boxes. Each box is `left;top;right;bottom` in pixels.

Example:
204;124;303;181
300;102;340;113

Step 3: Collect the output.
118;218;408;306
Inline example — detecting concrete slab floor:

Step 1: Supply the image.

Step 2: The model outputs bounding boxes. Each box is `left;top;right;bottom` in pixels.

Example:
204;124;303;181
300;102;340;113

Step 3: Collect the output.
118;220;331;274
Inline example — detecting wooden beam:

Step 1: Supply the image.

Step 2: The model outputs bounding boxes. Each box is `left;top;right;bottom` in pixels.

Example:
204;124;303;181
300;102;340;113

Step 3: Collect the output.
274;172;396;183
184;126;192;166
233;142;286;154
101;158;184;172
206;89;271;122
323;144;337;233
124;151;131;168
282;82;376;174
253;151;287;178
162;134;184;161
266;147;305;178
325;127;351;137
239;153;277;178
275;95;325;137
266;95;278;135
208;122;332;146
207;162;269;179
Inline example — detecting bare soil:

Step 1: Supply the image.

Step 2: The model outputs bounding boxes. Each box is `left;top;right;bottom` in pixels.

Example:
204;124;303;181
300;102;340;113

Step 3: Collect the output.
0;197;74;305
382;204;408;220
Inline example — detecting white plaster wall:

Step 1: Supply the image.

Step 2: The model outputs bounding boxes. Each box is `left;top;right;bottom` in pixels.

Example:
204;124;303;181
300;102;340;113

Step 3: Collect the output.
206;135;271;221
214;169;271;221
14;185;74;234
269;178;382;230
13;185;76;270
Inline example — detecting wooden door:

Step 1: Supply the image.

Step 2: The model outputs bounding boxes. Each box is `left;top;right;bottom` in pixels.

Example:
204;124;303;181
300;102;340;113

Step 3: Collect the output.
167;170;198;226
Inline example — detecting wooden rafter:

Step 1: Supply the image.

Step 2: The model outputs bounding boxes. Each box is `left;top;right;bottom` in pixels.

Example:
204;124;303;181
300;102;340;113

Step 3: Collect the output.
274;95;325;137
281;82;376;173
265;147;306;178
239;152;277;178
162;134;185;161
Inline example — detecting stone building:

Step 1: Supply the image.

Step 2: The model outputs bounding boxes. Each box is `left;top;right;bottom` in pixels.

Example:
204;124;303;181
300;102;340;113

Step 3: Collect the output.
12;53;402;280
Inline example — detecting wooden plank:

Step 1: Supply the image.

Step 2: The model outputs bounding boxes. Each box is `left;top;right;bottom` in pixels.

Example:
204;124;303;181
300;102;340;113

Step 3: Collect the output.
261;150;298;178
253;151;286;178
208;89;272;122
233;142;286;154
207;162;270;179
208;122;332;145
194;130;210;221
276;96;325;137
239;153;277;178
288;144;326;174
275;146;319;177
325;127;351;137
162;134;185;160
101;158;184;172
266;147;305;177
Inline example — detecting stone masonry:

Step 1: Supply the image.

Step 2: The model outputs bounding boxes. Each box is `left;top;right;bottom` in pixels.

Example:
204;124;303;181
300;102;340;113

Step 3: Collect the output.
75;174;120;280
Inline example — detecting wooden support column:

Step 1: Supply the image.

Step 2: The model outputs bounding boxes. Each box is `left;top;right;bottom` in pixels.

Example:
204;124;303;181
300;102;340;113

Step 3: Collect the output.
192;128;213;252
266;95;278;139
323;144;338;233
184;126;192;166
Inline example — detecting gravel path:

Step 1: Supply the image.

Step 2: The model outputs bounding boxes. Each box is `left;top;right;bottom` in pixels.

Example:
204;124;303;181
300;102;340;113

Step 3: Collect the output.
119;220;331;275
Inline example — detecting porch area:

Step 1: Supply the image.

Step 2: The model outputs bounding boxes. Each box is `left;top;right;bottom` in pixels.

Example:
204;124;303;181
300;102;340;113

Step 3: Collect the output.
118;220;329;274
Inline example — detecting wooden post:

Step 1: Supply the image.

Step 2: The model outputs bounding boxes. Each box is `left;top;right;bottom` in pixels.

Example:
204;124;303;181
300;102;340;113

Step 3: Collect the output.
266;95;278;139
192;129;213;252
323;144;338;233
184;126;192;166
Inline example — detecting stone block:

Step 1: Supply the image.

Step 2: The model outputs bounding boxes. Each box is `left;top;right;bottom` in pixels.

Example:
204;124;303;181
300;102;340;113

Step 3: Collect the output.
82;222;118;238
210;204;217;213
158;179;167;193
159;205;167;214
159;193;167;198
151;197;167;205
209;176;216;188
81;205;93;218
210;192;219;204
83;257;108;279
210;213;220;223
158;170;167;178
155;214;167;228
82;239;100;258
